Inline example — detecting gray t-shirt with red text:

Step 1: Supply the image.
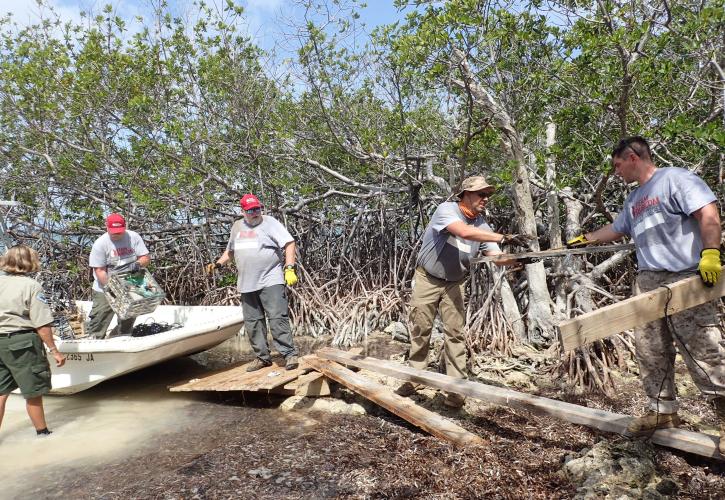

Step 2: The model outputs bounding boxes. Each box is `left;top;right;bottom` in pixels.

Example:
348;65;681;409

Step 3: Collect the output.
226;216;294;293
612;167;716;272
89;231;149;292
417;201;500;281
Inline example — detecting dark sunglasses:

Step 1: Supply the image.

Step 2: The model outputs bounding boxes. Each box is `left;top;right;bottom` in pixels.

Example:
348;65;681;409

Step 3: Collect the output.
245;207;262;214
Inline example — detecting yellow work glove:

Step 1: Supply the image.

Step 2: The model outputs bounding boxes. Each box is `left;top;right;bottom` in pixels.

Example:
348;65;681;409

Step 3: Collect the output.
698;249;721;287
566;234;590;248
284;265;298;286
204;262;218;274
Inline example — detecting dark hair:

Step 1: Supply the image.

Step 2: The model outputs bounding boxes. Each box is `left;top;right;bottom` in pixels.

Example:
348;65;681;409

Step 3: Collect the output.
612;136;651;161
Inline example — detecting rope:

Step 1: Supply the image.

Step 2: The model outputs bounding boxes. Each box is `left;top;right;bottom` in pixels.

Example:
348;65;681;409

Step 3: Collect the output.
131;319;182;337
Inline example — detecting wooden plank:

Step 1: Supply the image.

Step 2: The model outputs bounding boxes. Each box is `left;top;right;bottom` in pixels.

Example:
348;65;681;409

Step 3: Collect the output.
270;371;332;397
558;276;725;351
472;243;635;264
317;348;723;460
304;355;485;448
296;376;330;397
167;361;246;390
284;371;331;396
169;360;309;392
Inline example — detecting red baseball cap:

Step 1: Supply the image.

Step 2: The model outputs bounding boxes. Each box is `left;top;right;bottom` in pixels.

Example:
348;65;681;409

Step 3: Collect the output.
240;194;262;211
106;213;126;234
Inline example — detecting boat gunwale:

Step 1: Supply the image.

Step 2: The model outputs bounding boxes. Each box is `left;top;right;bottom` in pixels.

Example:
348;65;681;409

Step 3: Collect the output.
56;302;243;354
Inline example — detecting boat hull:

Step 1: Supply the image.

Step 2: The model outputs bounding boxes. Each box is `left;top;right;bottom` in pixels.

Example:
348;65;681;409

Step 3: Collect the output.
48;302;244;394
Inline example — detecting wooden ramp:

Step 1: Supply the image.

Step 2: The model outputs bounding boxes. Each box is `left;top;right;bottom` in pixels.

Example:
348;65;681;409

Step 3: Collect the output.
272;371;332;397
169;359;310;392
304;354;485;448
317;348;723;461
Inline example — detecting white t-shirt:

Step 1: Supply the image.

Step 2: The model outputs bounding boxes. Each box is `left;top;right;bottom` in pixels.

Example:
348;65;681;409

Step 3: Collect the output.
613;167;717;272
226;216;294;293
89;231;149;292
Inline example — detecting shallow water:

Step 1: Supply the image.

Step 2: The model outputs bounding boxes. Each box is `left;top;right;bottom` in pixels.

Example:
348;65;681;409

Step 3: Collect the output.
1;334;257;499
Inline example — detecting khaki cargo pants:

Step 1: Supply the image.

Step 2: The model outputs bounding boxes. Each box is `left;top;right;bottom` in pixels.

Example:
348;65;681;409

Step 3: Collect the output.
408;267;467;379
634;270;725;413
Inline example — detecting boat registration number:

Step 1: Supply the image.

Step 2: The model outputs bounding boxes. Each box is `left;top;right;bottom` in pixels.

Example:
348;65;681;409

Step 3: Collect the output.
65;353;95;362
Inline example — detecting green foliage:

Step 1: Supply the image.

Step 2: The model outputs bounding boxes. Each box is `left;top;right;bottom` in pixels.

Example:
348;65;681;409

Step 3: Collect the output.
0;0;722;299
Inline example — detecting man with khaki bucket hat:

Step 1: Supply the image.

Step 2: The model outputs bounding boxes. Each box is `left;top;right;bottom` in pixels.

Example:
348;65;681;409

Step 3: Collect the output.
397;175;531;408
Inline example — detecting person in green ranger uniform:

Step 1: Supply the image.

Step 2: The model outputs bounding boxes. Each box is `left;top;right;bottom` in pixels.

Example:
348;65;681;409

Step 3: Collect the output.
0;245;66;436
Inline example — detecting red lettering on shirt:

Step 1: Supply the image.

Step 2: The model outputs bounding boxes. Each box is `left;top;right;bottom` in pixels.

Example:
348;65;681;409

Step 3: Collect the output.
111;247;135;257
631;196;660;219
237;230;257;239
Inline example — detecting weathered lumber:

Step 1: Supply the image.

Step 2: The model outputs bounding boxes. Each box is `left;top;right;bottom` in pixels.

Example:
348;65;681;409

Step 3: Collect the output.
303;355;485;448
317;348;723;460
271;371;331;397
168;359;309;392
558;275;725;352
472;243;635;263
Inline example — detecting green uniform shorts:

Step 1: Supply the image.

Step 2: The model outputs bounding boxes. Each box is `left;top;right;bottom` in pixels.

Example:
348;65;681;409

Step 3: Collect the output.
0;331;52;399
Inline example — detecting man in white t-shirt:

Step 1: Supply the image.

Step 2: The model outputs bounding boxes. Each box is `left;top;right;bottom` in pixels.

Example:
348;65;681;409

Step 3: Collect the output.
567;136;724;451
87;214;150;338
208;194;300;371
396;176;529;408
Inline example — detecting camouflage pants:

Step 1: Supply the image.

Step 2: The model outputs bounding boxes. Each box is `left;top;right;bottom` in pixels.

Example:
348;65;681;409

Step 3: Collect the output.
407;267;467;379
634;271;725;413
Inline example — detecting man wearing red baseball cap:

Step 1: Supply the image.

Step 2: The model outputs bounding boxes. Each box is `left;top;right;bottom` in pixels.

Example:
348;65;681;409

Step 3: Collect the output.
240;193;262;211
87;213;150;338
207;194;300;371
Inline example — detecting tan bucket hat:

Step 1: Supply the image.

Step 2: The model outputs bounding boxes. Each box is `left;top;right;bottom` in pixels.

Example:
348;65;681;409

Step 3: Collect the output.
456;175;495;198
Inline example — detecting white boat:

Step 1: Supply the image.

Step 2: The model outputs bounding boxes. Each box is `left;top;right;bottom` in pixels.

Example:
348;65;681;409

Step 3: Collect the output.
48;301;244;394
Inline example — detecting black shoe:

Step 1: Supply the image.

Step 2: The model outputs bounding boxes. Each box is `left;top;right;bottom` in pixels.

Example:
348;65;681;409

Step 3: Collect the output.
246;358;272;372
36;428;52;436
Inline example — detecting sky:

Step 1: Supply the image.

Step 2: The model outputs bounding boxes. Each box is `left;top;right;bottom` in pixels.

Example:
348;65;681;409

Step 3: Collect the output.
0;0;411;86
0;0;409;51
0;0;418;95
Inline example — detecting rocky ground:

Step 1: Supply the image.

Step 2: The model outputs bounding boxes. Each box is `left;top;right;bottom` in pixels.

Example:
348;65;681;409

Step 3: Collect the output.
25;332;725;499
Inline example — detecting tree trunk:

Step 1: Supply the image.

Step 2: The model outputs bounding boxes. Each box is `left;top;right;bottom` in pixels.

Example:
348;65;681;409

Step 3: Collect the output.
493;265;526;342
449;48;555;345
561;189;595;314
544;122;567;320
545;122;562;251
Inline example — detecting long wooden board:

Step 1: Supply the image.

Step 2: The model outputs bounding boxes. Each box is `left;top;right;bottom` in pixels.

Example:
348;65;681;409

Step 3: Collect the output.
169;359;309;392
316;348;723;460
303;355;485;448
558;275;725;351
472;243;635;264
